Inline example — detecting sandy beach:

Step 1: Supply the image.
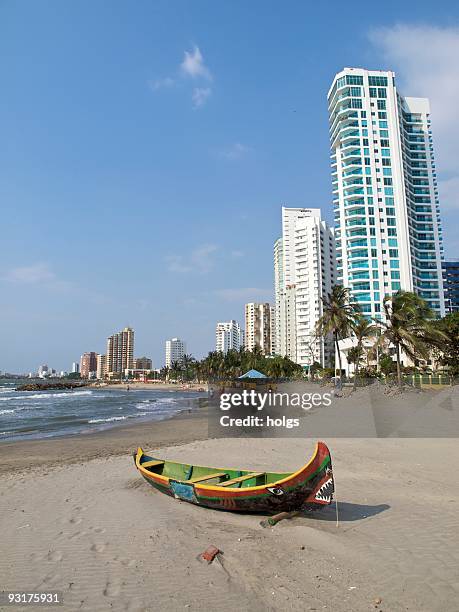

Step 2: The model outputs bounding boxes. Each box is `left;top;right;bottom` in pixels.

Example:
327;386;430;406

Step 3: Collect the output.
1;388;459;611
91;382;208;392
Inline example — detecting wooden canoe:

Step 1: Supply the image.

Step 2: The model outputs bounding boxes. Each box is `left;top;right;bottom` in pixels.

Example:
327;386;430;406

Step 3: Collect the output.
133;441;334;513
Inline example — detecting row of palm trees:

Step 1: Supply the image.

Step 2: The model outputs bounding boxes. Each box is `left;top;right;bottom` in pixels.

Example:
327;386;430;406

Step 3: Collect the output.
157;286;456;389
159;346;303;383
315;286;451;388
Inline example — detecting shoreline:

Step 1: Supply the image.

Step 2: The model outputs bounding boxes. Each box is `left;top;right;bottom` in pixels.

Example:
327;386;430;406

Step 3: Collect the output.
0;399;209;475
90;381;208;391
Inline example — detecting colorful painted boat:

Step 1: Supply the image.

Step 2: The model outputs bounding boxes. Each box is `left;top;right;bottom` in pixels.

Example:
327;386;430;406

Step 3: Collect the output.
133;441;334;513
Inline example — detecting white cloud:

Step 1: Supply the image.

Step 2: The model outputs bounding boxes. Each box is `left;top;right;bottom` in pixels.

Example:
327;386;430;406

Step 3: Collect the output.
192;87;212;109
369;24;459;255
218;143;250;160
165;244;218;274
3;263;56;284
180;46;212;80
230;250;245;258
149;77;175;91
215;288;273;302
149;45;213;109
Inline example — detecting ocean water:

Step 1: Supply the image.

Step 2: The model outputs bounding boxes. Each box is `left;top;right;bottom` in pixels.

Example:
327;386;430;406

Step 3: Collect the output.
0;381;205;442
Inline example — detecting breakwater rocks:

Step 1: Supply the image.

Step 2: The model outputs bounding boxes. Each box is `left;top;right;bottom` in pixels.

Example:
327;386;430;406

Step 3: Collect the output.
16;381;89;392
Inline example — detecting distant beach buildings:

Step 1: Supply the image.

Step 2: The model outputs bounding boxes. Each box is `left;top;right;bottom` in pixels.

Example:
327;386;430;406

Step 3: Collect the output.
244;303;274;355
80;351;98;379
328;67;445;319
134;356;153;370
215;320;244;354
106;327;135;378
165;338;186;367
71;362;80;374
38;364;49;377
96;354;106;379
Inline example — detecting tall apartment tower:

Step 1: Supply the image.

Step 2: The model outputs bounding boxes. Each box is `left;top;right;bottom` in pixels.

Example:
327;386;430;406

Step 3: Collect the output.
244;303;274;355
442;260;459;313
96;354;107;379
165;338;186;368
106;327;134;375
215;320;244;354
80;352;98;378
328;68;445;318
274;207;336;368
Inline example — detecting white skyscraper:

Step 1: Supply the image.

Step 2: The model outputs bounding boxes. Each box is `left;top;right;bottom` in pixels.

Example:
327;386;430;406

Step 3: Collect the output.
165;338;186;368
215;320;244;354
328;68;444;318
274;207;336;367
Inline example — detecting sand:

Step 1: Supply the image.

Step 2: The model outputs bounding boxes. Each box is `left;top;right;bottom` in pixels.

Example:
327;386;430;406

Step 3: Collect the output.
1;389;459;611
91;382;208;391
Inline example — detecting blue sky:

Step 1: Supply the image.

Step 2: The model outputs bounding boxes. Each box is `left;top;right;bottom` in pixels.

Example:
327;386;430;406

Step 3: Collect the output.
1;0;458;372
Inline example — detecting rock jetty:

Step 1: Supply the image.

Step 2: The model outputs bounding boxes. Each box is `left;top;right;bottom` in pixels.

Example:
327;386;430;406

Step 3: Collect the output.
16;382;89;392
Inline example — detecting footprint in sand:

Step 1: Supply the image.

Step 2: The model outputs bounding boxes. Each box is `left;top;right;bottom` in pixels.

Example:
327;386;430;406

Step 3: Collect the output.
69;517;82;525
68;530;88;541
91;543;106;553
120;558;136;568
103;581;121;597
39;573;61;587
92;527;106;534
46;551;63;562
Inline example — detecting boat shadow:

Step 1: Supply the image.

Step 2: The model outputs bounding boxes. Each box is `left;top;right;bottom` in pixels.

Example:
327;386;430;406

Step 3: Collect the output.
301;501;390;522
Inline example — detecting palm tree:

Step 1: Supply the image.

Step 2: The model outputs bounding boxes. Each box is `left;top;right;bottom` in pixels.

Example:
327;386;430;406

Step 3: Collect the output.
378;291;445;388
350;316;378;390
316;285;361;379
159;366;170;381
181;354;196;381
169;360;182;381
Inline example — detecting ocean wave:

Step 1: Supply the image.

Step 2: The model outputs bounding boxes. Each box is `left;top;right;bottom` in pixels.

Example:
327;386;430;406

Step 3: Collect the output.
0;390;94;402
88;416;128;424
0;409;15;415
88;408;176;424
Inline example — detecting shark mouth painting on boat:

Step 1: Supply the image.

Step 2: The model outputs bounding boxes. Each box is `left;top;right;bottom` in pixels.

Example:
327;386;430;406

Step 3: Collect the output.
314;476;334;504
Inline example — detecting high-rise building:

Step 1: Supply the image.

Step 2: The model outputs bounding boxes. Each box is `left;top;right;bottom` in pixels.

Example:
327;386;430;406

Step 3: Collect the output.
38;364;49;377
215;320;244;354
96;354;107;379
244;303;274;355
274;238;285;355
328;68;445;318
274;207;336;367
71;362;80;374
80;352;98;378
134;356;153;370
106;327;134;375
442;260;459;313
165;338;186;368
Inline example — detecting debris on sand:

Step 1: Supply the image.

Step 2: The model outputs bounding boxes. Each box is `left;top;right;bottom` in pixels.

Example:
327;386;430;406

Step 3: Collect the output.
199;545;222;564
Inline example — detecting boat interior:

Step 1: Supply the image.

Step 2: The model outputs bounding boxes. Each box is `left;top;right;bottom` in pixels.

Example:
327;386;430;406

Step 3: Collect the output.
139;454;292;488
